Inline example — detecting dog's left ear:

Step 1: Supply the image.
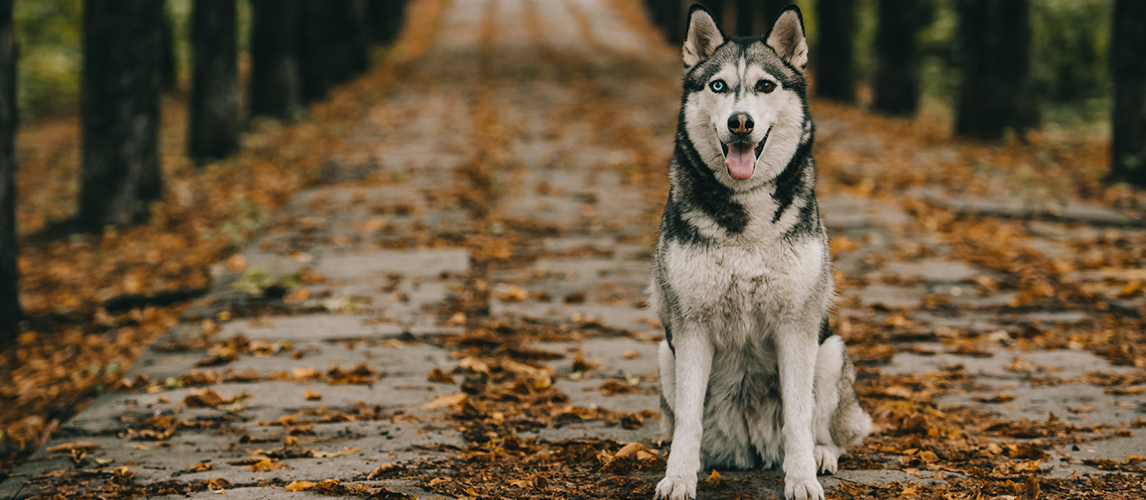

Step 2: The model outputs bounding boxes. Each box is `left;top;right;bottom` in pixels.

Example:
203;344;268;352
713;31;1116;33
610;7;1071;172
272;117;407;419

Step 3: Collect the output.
765;5;808;73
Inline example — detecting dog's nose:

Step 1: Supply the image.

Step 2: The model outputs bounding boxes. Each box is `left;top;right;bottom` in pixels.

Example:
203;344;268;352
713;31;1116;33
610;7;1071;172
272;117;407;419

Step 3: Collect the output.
728;113;754;135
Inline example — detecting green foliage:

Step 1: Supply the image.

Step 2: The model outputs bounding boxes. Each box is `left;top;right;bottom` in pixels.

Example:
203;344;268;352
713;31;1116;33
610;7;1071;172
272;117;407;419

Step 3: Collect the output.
1030;0;1112;128
875;0;1113;128
14;0;83;119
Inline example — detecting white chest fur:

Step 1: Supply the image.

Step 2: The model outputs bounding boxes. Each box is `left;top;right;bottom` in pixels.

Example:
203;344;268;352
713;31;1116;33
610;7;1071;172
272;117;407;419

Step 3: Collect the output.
660;235;825;347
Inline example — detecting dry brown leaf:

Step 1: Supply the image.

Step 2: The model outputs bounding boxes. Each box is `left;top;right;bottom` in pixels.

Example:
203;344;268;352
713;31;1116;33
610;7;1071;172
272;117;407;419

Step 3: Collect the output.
422;393;467;410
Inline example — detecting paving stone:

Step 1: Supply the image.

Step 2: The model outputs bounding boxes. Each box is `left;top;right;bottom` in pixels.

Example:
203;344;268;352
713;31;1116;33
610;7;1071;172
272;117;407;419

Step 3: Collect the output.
847;284;927;309
913;188;1140;226
883;259;982;283
213;315;408;342
820;194;912;230
315;249;469;280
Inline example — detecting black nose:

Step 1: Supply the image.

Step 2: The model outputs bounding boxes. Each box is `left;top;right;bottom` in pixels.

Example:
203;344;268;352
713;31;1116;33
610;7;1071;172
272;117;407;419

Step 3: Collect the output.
728;113;754;135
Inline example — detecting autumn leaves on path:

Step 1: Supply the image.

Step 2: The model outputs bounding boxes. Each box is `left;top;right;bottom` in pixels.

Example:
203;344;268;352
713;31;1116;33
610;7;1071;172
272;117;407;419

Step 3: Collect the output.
4;0;1146;498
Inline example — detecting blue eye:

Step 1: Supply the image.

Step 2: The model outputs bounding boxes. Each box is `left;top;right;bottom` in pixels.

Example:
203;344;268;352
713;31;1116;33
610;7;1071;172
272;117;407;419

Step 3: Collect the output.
709;80;726;93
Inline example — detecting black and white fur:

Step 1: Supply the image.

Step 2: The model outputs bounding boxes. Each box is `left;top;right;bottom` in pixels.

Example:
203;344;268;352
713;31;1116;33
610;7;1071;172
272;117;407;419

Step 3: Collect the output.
651;6;871;500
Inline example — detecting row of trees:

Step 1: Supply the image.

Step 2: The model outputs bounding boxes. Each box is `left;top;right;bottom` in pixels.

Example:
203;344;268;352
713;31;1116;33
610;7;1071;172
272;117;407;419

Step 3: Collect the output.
644;0;1146;185
0;0;408;341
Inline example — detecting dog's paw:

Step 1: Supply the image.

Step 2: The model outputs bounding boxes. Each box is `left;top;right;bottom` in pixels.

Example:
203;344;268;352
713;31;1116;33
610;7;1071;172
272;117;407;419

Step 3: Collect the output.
784;476;824;500
654;474;697;500
814;445;839;475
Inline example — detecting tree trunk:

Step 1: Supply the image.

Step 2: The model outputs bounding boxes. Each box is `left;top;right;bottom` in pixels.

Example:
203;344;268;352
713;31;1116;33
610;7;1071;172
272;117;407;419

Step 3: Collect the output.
298;0;370;102
954;0;1036;140
1109;0;1146;183
734;0;783;36
189;0;240;161
873;0;920;116
734;0;757;36
662;0;687;44
250;0;302;120
366;0;407;44
79;0;163;230
1111;0;1146;185
160;0;178;91
815;0;856;103
0;0;20;338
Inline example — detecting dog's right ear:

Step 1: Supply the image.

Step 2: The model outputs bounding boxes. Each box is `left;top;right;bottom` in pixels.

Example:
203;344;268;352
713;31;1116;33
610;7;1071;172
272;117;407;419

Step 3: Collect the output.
683;4;724;69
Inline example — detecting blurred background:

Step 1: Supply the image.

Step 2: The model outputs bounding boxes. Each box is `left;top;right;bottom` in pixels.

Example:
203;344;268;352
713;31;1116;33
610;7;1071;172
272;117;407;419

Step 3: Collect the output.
1;0;1146;484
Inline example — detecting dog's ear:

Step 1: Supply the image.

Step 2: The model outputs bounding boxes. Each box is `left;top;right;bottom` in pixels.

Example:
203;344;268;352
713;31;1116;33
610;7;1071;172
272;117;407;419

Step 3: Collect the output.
683;4;724;69
765;5;808;72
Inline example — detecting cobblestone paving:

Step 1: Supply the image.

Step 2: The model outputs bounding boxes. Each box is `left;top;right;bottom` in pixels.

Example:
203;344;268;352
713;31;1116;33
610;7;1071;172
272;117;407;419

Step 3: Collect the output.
3;0;1144;498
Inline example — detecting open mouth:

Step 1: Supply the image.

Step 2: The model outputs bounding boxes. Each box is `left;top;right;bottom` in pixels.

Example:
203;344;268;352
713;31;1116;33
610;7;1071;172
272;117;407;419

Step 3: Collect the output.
720;126;771;181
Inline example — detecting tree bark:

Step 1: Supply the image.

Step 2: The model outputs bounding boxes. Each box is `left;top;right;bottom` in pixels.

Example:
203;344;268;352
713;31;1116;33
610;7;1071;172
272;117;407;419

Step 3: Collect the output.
250;0;302;120
79;0;164;230
0;0;21;338
873;0;920;116
734;0;784;36
1111;0;1146;185
954;0;1036;140
645;0;681;44
815;0;856;103
160;0;178;91
189;0;240;161
734;0;757;36
366;0;407;44
298;0;370;102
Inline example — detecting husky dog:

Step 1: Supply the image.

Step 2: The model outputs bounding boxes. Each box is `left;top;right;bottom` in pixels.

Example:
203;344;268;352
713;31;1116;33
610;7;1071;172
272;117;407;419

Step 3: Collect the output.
650;5;871;500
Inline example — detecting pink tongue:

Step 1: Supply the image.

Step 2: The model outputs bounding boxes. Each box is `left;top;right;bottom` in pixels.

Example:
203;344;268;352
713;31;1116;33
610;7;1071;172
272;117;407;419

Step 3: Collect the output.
724;143;756;180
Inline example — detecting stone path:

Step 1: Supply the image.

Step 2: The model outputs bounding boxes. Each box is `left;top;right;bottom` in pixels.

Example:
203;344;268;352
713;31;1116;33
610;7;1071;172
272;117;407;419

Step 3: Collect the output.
3;0;1145;498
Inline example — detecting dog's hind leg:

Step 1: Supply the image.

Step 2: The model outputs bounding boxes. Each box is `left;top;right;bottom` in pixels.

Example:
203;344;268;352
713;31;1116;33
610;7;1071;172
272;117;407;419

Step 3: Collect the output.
658;339;676;435
811;336;844;474
811;336;872;474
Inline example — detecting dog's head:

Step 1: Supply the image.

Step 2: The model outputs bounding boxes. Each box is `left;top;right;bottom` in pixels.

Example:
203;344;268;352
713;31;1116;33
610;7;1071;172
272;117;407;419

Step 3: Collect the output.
680;4;809;187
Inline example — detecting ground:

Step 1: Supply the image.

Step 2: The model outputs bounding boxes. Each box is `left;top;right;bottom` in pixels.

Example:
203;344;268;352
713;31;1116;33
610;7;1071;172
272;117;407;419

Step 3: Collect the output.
2;0;1146;499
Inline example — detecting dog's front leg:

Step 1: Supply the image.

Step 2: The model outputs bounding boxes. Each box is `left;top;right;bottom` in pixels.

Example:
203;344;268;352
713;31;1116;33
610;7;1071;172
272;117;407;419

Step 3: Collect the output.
655;326;712;500
778;323;823;500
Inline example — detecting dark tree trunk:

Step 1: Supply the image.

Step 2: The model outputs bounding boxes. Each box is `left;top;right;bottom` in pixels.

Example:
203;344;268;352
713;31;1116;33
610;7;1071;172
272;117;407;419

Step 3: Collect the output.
160;1;178;91
79;0;163;230
650;0;686;44
954;0;1036;140
734;0;783;36
1111;0;1146;185
298;0;370;102
873;0;921;116
815;0;856;103
0;0;20;338
250;0;302;120
189;0;240;161
366;0;407;44
734;0;757;36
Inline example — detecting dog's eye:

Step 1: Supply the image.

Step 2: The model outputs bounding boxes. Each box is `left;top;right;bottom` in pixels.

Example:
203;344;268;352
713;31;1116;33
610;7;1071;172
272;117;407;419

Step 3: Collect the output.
709;80;726;93
756;80;776;93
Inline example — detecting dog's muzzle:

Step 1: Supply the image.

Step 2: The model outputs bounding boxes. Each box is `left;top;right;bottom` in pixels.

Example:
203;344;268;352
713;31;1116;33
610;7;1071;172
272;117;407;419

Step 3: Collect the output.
720;126;771;181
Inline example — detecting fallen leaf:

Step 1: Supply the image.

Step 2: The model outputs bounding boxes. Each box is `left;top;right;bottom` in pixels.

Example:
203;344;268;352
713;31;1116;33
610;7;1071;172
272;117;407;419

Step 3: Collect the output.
703;469;721;484
47;441;101;453
427;367;456;384
422;393;467;409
